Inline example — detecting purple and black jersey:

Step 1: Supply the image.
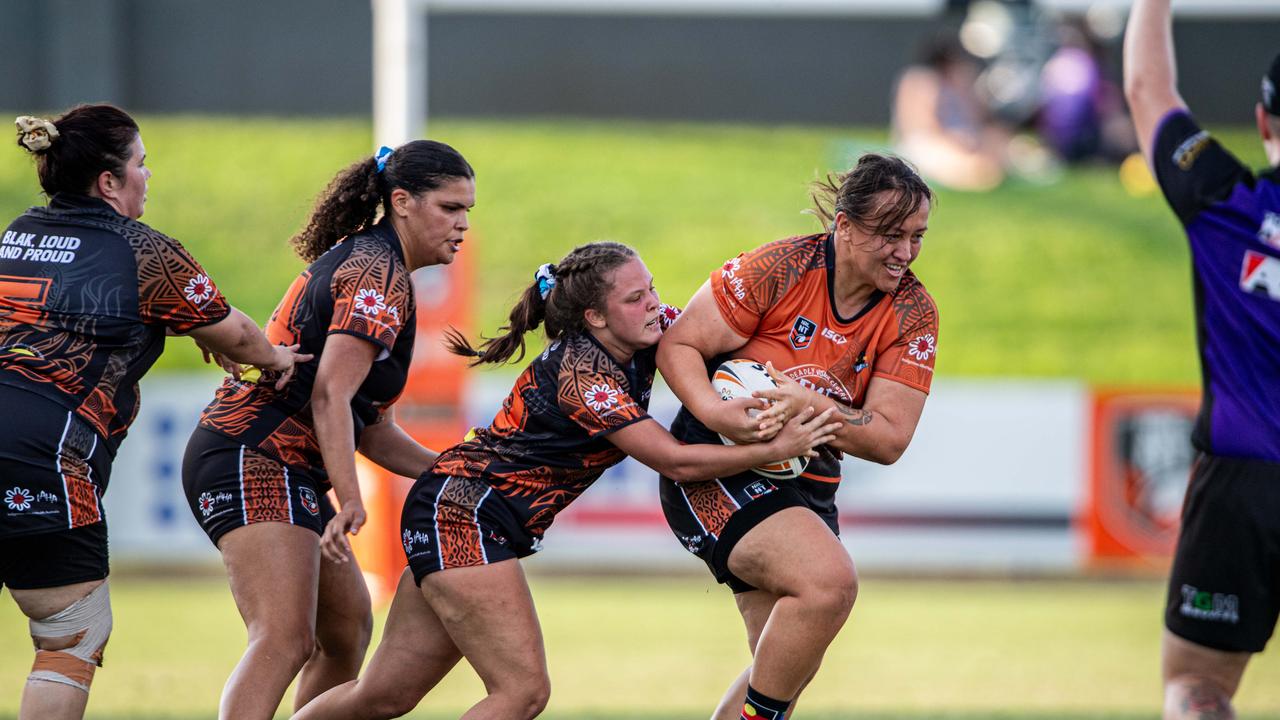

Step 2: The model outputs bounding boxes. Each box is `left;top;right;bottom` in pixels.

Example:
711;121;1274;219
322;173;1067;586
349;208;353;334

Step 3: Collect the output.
1152;110;1280;462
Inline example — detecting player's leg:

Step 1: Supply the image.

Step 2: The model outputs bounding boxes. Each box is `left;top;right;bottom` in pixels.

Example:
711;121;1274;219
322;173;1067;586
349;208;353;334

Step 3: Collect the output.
291;569;464;720
218;522;321;720
726;506;857;717
293;523;373;709
423;559;550;720
712;590;817;720
1160;454;1280;719
1162;630;1249;719
10;579;110;720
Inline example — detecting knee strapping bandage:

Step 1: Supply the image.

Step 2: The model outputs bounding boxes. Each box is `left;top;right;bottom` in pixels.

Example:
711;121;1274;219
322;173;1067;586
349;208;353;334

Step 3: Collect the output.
28;581;112;692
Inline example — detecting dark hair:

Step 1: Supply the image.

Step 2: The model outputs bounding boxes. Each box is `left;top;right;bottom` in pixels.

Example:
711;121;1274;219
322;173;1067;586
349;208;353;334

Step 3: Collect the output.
15;104;140;197
808;153;935;237
290;139;474;262
445;241;638;366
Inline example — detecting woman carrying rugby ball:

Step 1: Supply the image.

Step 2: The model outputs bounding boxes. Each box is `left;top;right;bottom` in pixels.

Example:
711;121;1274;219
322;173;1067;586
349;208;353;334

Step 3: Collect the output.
657;153;939;720
292;241;838;720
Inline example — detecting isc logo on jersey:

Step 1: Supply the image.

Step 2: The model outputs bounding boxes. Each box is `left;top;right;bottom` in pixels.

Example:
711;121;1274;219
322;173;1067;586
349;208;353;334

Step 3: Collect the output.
1240;250;1280;302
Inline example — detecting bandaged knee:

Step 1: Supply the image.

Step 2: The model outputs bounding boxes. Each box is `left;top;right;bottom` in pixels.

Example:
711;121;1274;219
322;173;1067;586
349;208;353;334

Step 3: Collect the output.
28;581;112;691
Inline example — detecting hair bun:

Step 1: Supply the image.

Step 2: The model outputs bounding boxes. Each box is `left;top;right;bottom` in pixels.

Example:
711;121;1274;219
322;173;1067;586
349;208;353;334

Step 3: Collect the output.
15;115;60;153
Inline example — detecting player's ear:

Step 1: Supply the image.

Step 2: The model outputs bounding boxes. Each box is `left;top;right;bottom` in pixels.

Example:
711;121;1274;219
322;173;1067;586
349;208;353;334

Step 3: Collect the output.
1258;103;1272;143
389;187;414;218
584;307;607;330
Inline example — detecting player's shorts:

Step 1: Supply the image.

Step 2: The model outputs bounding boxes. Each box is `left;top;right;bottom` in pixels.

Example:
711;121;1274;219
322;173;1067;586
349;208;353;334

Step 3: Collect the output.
182;427;334;547
0;522;109;590
400;471;538;585
0;388;112;539
660;471;840;593
1164;452;1280;653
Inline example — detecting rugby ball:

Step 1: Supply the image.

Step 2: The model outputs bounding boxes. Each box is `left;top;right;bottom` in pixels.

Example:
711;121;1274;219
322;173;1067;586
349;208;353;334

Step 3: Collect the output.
711;359;810;480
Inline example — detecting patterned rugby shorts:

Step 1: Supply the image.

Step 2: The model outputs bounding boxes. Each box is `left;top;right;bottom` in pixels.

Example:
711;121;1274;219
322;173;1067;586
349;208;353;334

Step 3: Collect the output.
400;471;537;585
182;427;334;546
660;471;839;593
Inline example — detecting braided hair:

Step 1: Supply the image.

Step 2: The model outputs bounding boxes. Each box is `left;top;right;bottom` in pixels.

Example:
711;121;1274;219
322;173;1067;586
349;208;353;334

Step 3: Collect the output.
290;140;473;262
445;241;638;366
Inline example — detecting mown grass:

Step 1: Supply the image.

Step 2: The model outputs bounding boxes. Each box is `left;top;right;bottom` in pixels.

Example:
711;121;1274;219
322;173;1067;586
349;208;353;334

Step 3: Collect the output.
0;116;1267;383
1;575;1278;718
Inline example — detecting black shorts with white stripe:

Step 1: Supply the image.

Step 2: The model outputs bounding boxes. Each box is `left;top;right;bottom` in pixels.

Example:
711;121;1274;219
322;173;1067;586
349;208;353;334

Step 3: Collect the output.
182;427;333;547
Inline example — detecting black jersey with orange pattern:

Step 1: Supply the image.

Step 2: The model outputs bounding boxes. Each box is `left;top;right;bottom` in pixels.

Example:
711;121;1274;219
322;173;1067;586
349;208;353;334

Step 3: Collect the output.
432;305;680;541
672;233;939;482
0;193;230;452
197;220;415;479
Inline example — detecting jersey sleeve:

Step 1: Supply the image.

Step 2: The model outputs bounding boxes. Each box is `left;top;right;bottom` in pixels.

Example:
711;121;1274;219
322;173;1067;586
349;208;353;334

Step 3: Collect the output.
1152;110;1252;226
709;240;810;338
134;230;230;332
328;245;411;358
559;369;650;438
871;284;939;394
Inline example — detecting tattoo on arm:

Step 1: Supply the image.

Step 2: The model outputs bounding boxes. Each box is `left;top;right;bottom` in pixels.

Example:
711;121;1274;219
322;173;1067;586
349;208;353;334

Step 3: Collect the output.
837;405;874;426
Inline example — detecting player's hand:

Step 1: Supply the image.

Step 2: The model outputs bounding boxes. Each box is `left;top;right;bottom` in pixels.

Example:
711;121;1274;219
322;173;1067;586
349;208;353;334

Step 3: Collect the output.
195;340;244;379
320;501;366;564
769;406;841;459
255;344;312;391
753;361;813;431
706;396;775;444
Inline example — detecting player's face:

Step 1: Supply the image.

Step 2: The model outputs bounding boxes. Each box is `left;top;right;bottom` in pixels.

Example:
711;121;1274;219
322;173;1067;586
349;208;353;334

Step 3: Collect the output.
115;135;150;220
839;192;929;294
399;176;475;268
595;257;663;358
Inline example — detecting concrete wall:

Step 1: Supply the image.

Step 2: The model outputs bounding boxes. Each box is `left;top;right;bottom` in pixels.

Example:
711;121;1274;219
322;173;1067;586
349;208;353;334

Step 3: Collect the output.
2;0;1276;125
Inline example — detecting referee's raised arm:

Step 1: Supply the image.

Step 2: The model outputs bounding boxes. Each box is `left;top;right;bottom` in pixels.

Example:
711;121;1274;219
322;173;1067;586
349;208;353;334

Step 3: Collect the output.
1123;0;1188;166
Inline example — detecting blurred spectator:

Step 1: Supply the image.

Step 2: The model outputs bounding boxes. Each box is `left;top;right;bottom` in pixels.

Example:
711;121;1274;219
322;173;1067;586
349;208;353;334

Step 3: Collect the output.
1037;20;1137;163
892;31;1010;191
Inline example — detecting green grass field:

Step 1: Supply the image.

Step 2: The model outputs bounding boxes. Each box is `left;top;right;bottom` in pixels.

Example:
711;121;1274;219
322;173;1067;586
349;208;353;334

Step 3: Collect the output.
1;574;1278;719
0;116;1268;383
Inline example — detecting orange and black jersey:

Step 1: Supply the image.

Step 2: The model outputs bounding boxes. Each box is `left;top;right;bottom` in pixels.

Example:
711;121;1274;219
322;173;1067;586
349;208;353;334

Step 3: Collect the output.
198;220;415;479
0;193;230;452
432;305;680;540
672;233;939;481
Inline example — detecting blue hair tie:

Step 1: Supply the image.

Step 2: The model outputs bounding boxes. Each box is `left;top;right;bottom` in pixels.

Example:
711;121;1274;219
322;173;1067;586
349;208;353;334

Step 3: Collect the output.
535;263;557;300
374;146;394;173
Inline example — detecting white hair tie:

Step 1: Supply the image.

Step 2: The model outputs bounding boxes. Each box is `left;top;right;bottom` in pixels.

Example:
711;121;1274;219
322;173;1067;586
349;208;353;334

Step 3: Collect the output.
15;116;59;152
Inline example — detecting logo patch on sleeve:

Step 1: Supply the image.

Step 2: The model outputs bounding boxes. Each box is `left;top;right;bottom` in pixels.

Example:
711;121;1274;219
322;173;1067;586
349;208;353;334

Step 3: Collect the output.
1241;250;1280;301
1172;130;1211;171
1259;212;1280;250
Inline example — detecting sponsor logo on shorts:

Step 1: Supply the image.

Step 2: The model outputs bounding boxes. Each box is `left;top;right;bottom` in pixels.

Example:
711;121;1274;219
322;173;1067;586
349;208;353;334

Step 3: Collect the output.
1172;130;1212;171
402;528;433;555
197;491;234;518
1240;250;1280;302
676;532;705;554
299;487;320;516
487;530;508;546
821;327;847;345
1179;584;1240;624
1259;213;1280;251
5;487;33;512
789;316;817;350
744;480;776;499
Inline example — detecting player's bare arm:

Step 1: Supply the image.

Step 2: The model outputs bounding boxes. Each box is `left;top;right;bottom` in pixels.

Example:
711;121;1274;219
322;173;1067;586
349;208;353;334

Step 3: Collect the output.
657;281;773;443
311;333;377;563
356;405;439;479
1123;0;1188;165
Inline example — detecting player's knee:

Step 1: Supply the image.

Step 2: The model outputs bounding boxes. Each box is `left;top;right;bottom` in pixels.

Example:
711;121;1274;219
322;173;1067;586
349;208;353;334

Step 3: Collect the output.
520;675;551;719
801;564;858;619
365;686;423;719
253;623;317;671
1165;674;1236;720
27;581;113;693
316;610;374;660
